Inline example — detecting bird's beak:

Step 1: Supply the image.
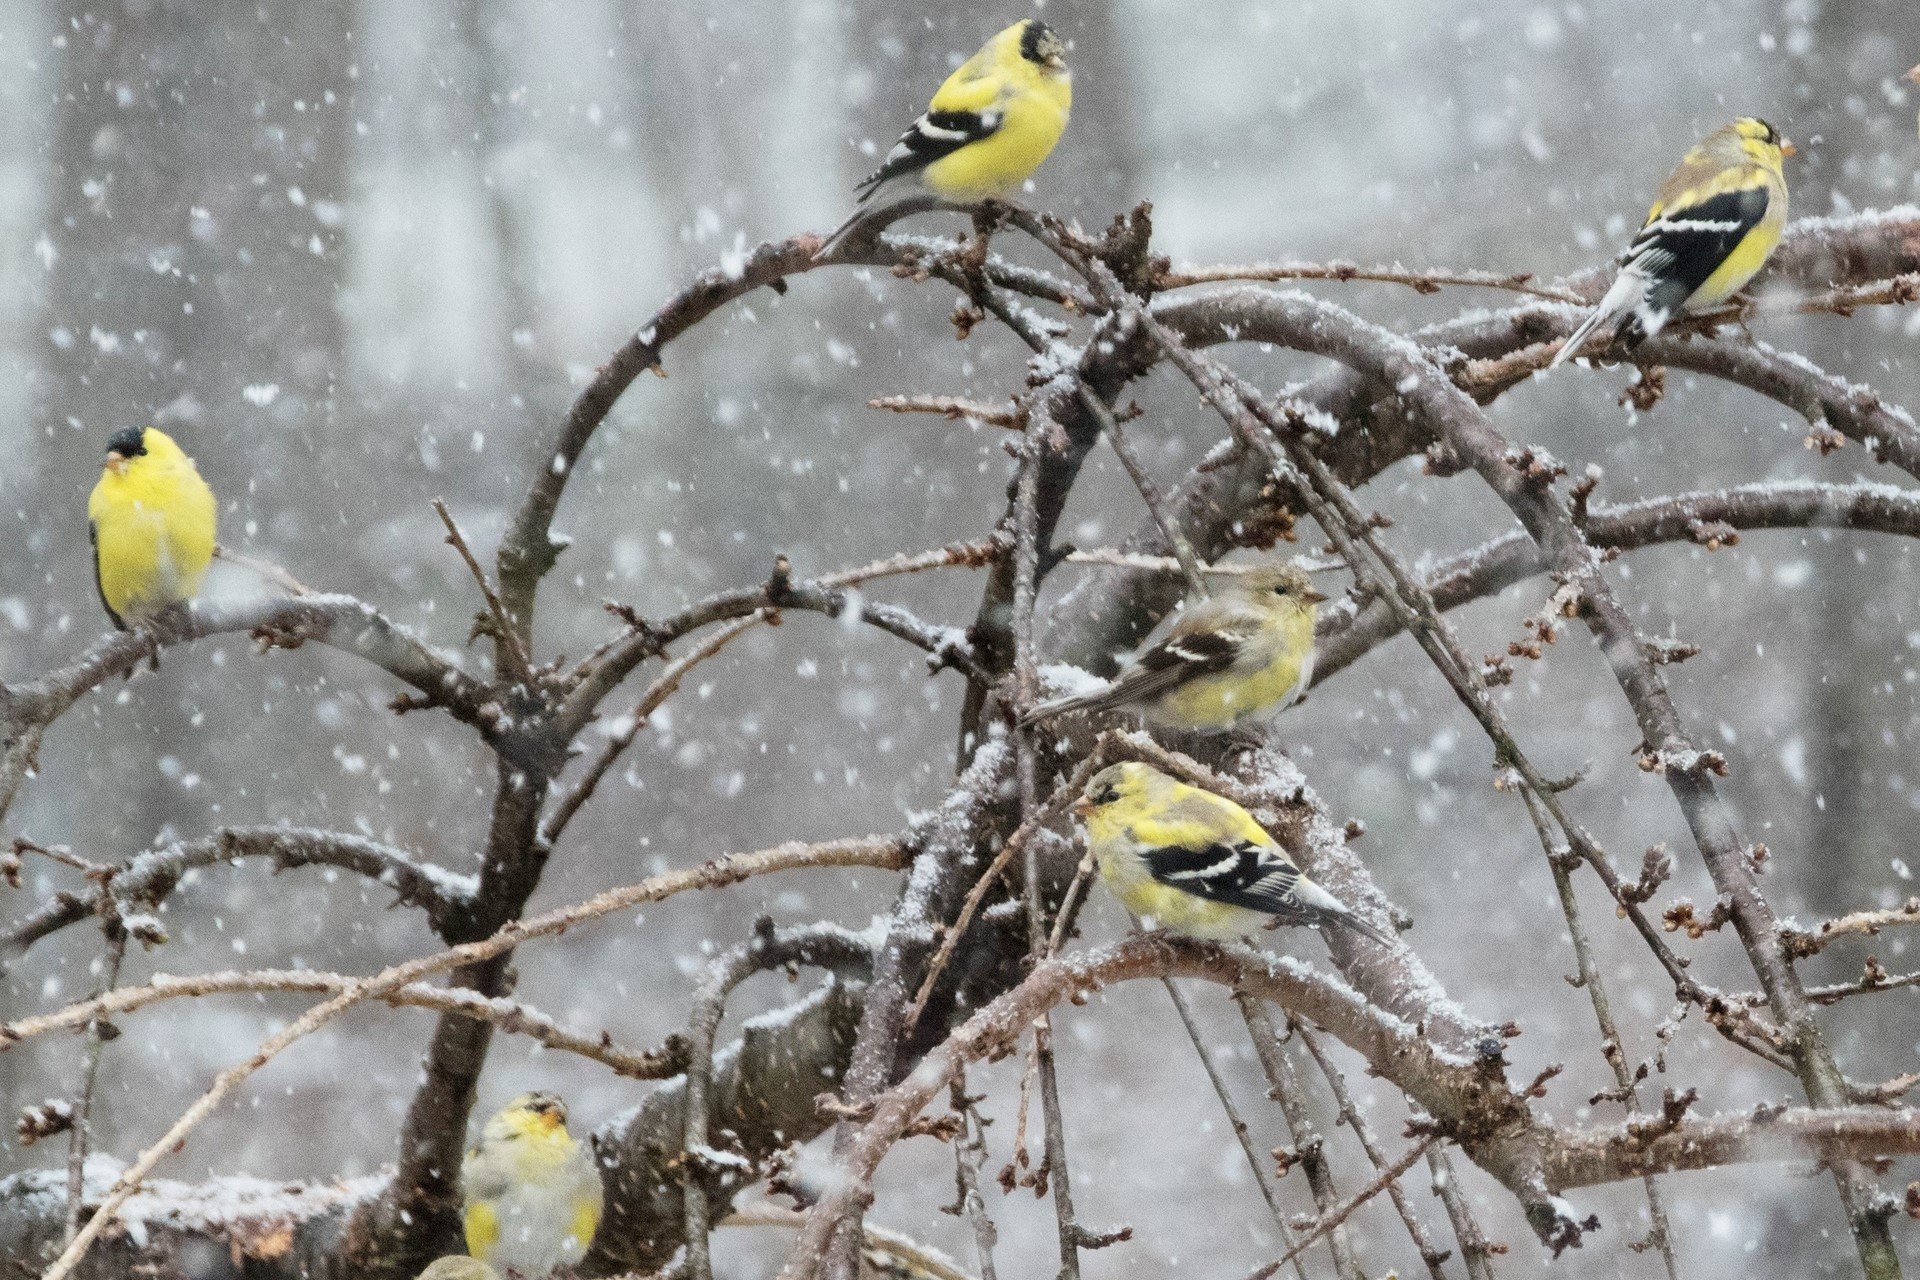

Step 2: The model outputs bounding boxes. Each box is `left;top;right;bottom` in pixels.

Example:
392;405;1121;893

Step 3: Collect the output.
1301;586;1329;604
1070;795;1094;818
1907;64;1920;87
104;451;127;476
1045;53;1067;70
1779;138;1798;158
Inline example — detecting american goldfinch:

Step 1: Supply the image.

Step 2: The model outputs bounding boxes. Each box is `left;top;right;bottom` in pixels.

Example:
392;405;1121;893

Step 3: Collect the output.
87;426;217;630
417;1260;501;1280
462;1092;604;1277
1075;763;1393;946
1552;117;1793;367
1024;565;1325;732
853;18;1070;205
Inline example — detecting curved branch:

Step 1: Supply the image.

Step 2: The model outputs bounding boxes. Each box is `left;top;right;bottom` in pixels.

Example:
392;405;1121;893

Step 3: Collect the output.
1547;1106;1920;1188
0;967;684;1080
681;923;876;1280
1318;480;1920;682
774;935;1547;1280
493;199;1079;637
33;834;904;1279
1;594;498;825
561;539;997;744
2;826;475;969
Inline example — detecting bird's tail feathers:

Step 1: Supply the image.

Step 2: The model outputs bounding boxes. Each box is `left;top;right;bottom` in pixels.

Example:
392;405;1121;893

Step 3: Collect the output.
1296;878;1396;947
1020;685;1113;727
1331;910;1397;948
1549;270;1647;368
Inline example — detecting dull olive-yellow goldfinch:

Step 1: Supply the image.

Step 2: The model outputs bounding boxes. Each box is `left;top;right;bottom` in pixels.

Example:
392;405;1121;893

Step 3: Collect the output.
463;1092;604;1277
417;1260;501;1280
1075;762;1393;946
854;19;1070;205
1025;565;1324;733
1552;117;1793;367
87;426;216;630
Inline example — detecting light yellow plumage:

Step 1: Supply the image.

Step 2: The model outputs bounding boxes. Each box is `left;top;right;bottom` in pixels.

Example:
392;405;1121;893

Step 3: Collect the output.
854;19;1071;204
417;1259;502;1280
462;1093;604;1278
86;426;216;629
1025;565;1324;733
1075;763;1392;945
1553;117;1792;367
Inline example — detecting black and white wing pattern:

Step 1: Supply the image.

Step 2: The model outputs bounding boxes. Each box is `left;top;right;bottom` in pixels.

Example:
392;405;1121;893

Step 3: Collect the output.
1142;839;1305;916
854;109;1004;203
1611;185;1772;344
1141;837;1395;945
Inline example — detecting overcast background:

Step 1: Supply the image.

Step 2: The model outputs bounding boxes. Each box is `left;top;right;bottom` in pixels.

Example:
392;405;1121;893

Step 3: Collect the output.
3;1;1919;1276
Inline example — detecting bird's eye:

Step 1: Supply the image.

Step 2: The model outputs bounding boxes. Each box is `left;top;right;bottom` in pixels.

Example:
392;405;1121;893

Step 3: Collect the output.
1095;786;1119;805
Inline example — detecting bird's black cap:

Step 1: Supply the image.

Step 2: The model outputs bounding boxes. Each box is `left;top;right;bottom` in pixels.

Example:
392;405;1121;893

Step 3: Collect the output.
1020;20;1060;64
105;427;147;458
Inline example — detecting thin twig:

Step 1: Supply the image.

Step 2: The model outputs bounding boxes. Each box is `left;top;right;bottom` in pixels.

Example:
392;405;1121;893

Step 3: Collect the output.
1426;1144;1498;1280
1527;790;1680;1276
33;835;903;1280
1294;1022;1452;1279
1158;971;1308;1280
1074;384;1208;596
1237;994;1362;1279
1156;259;1582;302
434;496;533;679
868;394;1023;429
543;611;769;844
4;967;689;1079
946;1074;1001;1280
63;926;125;1244
211;543;312;597
1246;1136;1441;1280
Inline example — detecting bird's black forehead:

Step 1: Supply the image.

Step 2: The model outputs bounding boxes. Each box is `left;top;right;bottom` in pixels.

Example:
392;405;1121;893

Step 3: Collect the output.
105;427;147;457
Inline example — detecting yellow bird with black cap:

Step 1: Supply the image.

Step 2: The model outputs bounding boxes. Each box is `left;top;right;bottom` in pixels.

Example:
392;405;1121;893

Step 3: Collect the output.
1553;117;1793;367
86;426;217;631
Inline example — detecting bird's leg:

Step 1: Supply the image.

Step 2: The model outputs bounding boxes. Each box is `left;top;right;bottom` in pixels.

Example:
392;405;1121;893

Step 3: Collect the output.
129;623;163;674
959;201;999;287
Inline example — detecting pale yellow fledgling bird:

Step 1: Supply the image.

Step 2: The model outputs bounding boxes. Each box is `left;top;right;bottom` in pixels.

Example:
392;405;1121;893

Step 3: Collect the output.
1075;762;1394;946
87;426;217;630
1024;565;1325;733
463;1093;604;1278
417;1259;501;1280
1553;117;1793;367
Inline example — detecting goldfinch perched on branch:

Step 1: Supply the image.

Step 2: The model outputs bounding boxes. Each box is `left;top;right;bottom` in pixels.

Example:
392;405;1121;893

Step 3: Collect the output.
854;18;1071;204
87;426;216;630
1551;117;1793;368
1075;762;1393;946
417;1260;501;1280
463;1092;604;1278
1024;565;1324;733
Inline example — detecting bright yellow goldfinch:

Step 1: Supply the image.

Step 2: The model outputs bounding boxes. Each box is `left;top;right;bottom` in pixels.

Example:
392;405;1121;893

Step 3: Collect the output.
1552;117;1793;367
854;18;1070;204
462;1093;604;1277
1024;565;1324;733
417;1260;501;1280
87;426;216;630
1075;763;1393;946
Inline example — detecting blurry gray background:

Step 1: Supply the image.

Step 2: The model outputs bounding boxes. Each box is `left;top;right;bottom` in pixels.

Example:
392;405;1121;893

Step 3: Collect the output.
2;1;1917;1275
